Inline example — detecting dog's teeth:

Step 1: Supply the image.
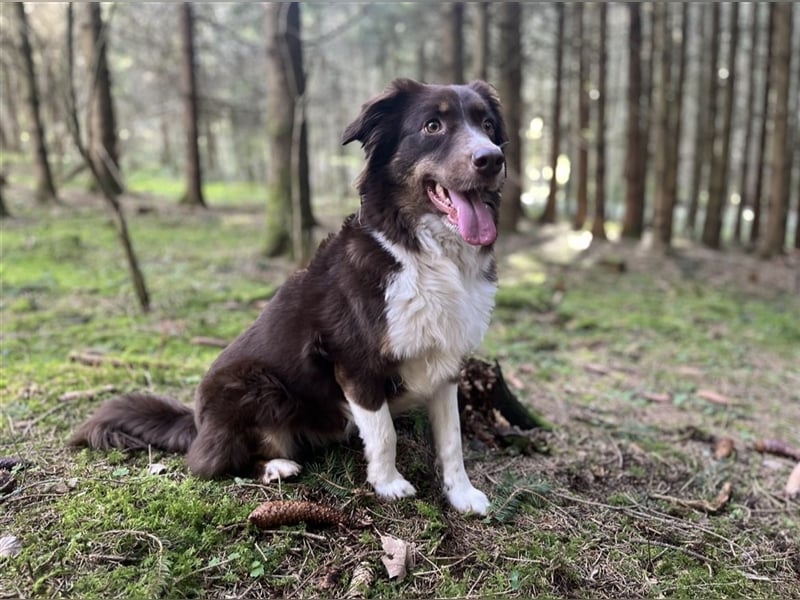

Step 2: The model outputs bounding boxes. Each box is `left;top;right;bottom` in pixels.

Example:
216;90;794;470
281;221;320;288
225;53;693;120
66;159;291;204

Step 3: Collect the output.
435;183;446;198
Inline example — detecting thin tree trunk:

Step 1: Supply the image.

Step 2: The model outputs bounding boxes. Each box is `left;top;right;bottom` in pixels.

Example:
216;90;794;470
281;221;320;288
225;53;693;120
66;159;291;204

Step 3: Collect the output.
758;3;794;259
179;3;205;207
750;6;775;245
0;60;22;152
81;3;122;195
574;3;589;231
622;3;643;238
651;3;672;250
734;5;761;244
686;5;713;235
66;4;149;312
0;175;9;218
497;2;523;232
474;2;490;81
661;4;688;246
540;3;565;225
591;3;608;241
442;3;465;83
15;2;58;204
703;3;739;249
641;4;656;228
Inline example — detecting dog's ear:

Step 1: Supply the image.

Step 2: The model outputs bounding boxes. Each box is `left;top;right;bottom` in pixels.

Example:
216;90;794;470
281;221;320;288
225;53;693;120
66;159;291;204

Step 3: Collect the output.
468;80;508;147
341;78;423;151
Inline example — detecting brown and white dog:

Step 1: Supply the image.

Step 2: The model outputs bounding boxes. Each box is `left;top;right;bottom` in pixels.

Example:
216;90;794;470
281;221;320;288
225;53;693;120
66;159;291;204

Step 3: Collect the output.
71;79;507;515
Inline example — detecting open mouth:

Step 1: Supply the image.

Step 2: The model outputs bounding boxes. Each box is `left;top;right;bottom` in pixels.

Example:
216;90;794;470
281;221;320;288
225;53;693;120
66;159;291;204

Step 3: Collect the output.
426;181;497;246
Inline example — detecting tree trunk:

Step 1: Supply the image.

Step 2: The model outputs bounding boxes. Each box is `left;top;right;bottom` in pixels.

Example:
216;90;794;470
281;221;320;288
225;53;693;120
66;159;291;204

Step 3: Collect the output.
0;175;9;218
0;59;22;152
474;2;490;81
750;7;775;245
442;3;465;83
651;3;673;251
573;3;589;231
641;4;656;228
621;3;643;238
734;5;761;244
497;2;523;233
179;3;206;207
703;3;739;249
264;3;313;260
686;6;715;236
591;3;608;241
540;3;565;225
661;3;688;246
81;3;122;195
14;2;58;204
758;3;793;259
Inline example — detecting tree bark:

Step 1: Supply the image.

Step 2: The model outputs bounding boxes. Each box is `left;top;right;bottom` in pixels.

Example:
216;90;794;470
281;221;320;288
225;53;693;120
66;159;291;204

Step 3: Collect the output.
702;3;739;249
572;3;589;231
734;5;761;244
442;3;465;83
758;3;793;259
750;6;775;245
474;2;490;81
179;3;206;207
14;2;58;204
0;59;22;152
622;3;643;238
540;3;564;225
651;4;673;251
591;3;608;240
81;3;122;195
497;2;523;233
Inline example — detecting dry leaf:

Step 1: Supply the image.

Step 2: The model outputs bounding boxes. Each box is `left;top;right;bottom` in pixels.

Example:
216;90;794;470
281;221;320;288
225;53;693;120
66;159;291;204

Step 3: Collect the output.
148;463;168;475
754;439;800;461
697;389;734;405
248;500;348;529
0;535;21;557
380;535;415;580
785;463;800;499
345;562;374;598
713;437;735;460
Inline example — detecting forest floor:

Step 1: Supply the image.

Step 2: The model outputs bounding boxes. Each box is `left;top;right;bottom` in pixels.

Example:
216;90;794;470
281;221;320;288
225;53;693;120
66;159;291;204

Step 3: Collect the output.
2;186;799;599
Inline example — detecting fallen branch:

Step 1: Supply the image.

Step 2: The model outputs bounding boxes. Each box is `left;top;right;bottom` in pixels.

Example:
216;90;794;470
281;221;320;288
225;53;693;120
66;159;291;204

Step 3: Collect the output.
69;350;169;370
754;439;800;461
59;384;118;402
650;481;732;514
190;336;228;348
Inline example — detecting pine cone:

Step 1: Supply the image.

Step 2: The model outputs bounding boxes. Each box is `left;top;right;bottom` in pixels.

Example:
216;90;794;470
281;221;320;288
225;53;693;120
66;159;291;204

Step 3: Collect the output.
248;500;347;529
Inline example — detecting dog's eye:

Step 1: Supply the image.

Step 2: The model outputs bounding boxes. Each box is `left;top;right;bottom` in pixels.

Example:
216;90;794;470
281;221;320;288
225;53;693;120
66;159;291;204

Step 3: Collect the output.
481;119;495;136
423;118;443;134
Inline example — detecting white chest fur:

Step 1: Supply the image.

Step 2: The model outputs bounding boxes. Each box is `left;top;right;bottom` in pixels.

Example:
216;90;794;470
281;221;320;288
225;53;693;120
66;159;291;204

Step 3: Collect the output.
372;216;497;400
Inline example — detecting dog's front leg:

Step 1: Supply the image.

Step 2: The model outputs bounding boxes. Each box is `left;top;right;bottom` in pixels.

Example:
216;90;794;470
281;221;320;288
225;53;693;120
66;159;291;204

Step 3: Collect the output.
346;398;416;500
429;383;490;515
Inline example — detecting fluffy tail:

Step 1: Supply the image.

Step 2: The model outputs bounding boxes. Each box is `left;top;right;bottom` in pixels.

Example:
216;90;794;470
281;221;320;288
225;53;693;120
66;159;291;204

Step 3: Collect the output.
70;393;197;454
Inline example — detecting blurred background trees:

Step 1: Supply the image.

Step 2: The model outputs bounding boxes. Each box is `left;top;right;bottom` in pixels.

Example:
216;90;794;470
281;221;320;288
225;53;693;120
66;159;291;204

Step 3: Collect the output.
1;2;798;260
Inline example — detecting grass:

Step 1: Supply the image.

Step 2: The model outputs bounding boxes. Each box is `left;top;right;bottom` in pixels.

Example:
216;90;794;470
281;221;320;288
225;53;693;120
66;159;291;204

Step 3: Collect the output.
1;186;799;598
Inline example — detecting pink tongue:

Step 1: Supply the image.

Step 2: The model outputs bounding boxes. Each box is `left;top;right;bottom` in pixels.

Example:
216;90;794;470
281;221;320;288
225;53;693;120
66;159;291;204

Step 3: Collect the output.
449;191;497;246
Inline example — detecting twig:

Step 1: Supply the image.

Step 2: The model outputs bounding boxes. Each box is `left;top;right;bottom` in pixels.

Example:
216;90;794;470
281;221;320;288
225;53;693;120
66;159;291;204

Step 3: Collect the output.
190;336;228;348
59;384;117;402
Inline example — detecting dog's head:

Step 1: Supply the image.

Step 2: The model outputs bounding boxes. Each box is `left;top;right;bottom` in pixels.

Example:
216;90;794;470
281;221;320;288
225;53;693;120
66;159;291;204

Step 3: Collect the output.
343;79;508;248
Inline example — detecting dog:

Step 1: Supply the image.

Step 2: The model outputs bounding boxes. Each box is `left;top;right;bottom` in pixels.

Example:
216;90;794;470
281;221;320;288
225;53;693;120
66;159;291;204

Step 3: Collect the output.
71;79;507;515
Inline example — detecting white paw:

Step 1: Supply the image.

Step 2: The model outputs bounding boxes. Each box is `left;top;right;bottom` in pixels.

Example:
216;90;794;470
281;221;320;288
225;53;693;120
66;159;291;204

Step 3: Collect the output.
261;459;302;483
447;485;490;515
372;477;417;500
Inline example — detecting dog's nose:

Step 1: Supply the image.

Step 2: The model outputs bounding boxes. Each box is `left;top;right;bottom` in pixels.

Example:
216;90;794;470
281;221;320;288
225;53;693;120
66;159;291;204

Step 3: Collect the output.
472;147;505;177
